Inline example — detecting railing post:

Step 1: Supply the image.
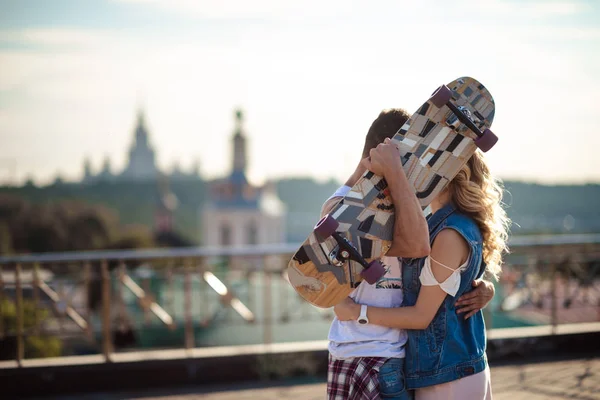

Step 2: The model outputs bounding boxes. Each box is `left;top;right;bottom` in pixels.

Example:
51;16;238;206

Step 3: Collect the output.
58;277;65;337
32;263;40;335
167;262;174;317
184;260;194;350
15;263;24;366
101;260;112;362
117;262;127;330
263;257;272;346
247;269;255;319
196;258;208;326
83;262;93;340
143;274;151;326
550;262;557;335
0;264;4;340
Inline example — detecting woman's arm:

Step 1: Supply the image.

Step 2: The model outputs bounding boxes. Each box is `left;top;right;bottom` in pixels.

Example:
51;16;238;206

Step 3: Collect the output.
334;228;469;330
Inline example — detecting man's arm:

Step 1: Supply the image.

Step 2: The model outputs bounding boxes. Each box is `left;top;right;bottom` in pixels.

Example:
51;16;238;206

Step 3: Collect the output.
366;138;430;258
320;158;368;217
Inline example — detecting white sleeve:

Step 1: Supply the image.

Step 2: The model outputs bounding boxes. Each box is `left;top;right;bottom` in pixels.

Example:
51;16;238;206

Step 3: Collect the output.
326;185;352;202
419;257;462;297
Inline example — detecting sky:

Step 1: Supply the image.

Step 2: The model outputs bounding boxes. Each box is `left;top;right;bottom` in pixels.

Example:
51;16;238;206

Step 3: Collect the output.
1;0;599;187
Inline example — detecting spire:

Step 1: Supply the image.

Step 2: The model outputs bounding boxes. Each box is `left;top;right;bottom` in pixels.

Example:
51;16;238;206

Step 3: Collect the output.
83;156;93;179
135;109;148;146
232;108;247;173
101;155;112;173
191;158;201;176
122;107;158;181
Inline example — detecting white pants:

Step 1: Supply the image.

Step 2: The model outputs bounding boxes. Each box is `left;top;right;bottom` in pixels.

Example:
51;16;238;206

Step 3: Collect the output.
415;366;492;400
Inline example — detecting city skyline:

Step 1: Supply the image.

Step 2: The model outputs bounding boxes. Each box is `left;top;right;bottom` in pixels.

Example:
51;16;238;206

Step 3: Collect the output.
1;0;600;186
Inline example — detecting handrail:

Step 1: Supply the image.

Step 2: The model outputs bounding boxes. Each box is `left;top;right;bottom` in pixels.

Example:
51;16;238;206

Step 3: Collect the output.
0;243;299;264
1;233;599;264
0;232;598;367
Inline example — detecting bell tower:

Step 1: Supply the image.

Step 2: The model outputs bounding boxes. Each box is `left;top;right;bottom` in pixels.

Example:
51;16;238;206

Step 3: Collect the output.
232;109;247;174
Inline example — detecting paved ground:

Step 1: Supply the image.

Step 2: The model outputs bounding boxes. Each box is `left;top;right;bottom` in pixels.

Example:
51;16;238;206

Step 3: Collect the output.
40;357;600;400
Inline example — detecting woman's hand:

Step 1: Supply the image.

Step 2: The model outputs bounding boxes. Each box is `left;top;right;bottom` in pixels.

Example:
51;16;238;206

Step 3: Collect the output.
333;297;360;321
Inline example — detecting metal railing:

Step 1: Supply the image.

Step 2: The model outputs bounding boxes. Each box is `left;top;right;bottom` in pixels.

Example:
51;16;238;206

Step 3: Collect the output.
0;234;599;367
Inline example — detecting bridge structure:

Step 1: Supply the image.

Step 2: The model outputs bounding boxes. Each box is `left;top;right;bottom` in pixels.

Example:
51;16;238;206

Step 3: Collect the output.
0;234;599;398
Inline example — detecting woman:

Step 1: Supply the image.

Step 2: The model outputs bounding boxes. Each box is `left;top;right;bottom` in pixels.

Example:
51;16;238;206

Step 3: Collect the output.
334;147;510;399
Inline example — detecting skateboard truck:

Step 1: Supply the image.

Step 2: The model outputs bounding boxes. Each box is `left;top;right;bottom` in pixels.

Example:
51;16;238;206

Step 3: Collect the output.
430;85;498;152
313;214;386;285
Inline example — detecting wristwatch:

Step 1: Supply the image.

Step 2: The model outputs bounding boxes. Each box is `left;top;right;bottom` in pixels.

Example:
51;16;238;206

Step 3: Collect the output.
357;304;369;324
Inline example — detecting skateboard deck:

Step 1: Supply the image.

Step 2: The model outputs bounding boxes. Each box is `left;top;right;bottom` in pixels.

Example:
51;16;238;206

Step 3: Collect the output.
287;77;497;308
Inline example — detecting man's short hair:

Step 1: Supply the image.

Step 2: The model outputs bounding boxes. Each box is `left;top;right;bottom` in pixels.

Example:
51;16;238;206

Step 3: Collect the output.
361;108;411;158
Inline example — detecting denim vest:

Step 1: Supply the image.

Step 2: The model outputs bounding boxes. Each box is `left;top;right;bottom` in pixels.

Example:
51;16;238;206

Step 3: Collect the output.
401;202;488;389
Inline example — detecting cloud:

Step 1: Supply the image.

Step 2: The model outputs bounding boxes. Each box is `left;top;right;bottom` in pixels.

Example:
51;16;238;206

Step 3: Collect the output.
0;28;145;94
459;0;589;17
0;28;117;49
1;1;599;185
118;0;589;21
114;0;355;20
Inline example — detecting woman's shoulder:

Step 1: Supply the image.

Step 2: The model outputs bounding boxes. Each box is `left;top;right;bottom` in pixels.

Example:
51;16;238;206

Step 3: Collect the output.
442;211;483;245
431;228;470;262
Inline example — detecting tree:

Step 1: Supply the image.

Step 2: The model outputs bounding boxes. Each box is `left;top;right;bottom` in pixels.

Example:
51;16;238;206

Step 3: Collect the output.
0;298;62;360
0;194;157;255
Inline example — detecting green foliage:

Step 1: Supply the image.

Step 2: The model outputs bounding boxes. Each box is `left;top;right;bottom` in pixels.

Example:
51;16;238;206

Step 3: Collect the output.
0;178;598;255
25;335;62;359
110;224;156;250
0;193;161;255
501;181;600;234
0;298;63;359
0;180;203;251
0;221;13;254
275;177;340;212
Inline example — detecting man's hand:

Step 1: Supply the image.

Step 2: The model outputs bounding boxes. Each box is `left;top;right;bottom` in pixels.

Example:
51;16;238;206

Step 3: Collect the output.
455;279;495;319
333;297;360;321
364;138;403;179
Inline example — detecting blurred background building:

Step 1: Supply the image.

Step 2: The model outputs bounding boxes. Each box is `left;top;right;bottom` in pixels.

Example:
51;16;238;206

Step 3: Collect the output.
81;110;201;184
201;109;286;247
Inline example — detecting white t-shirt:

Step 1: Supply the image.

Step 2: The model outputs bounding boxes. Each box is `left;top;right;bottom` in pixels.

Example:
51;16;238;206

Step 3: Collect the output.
324;186;408;359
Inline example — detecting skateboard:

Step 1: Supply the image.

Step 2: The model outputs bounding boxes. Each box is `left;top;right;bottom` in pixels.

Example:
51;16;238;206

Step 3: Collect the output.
286;77;498;308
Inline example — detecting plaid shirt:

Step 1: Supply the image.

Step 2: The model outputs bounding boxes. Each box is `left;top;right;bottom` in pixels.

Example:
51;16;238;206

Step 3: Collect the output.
327;355;387;400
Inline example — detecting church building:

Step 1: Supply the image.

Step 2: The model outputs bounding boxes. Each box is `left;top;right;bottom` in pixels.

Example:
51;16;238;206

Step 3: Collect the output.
120;111;159;181
200;109;286;247
81;109;200;183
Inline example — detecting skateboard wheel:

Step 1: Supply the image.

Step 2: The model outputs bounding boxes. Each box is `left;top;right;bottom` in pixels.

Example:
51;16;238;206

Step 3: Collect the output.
314;214;339;242
360;260;386;285
474;128;498;152
430;85;452;108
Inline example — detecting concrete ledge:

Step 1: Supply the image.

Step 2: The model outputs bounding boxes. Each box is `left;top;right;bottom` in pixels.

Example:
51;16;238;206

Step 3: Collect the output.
1;344;330;399
0;340;331;370
2;329;600;399
486;322;600;340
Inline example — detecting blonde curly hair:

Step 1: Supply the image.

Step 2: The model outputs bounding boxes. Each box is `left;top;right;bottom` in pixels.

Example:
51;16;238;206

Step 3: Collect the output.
447;150;511;280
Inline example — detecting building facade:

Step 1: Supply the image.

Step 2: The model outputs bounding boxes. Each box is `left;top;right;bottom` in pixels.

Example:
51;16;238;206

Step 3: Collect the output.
81;109;200;184
200;109;286;247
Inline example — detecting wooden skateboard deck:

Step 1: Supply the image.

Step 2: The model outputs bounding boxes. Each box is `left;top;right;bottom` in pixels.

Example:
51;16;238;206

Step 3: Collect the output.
287;77;497;308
